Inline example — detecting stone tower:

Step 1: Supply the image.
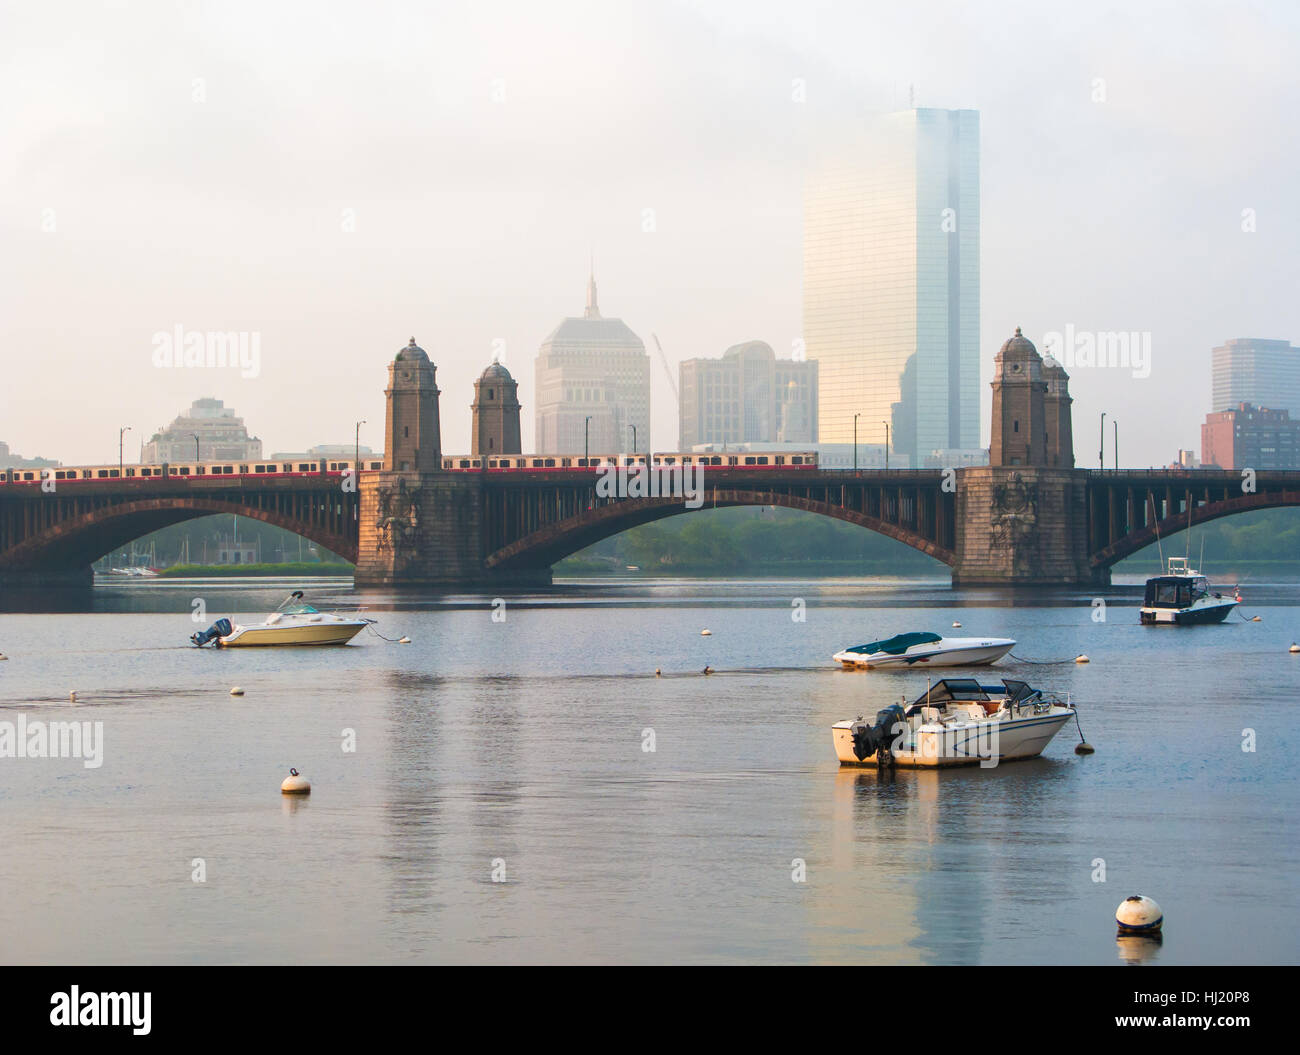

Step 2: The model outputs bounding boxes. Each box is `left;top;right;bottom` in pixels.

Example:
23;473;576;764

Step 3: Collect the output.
383;337;441;471
1042;354;1075;469
989;327;1047;467
471;360;522;456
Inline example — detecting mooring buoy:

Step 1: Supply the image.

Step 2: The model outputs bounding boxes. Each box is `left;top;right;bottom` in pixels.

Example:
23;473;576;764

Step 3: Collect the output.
952;621;962;628
69;690;77;702
230;686;244;696
1116;895;1163;935
655;668;662;676
702;666;713;675
398;636;411;644
1075;654;1090;664
1075;742;1095;754
700;629;712;636
1252;615;1262;622
281;768;311;795
0;652;8;661
1290;643;1300;654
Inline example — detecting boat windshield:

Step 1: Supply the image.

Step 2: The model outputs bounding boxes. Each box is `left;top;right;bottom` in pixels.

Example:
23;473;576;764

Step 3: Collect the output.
276;593;319;615
910;678;991;706
845;631;943;656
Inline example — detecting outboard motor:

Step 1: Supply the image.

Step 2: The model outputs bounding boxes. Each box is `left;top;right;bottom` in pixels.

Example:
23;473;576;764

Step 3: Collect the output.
191;618;233;647
851;703;908;764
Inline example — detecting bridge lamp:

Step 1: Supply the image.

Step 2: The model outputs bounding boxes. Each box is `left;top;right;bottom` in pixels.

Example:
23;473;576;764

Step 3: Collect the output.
629;424;637;456
853;413;861;473
1100;412;1106;471
192;433;200;462
881;421;890;471
585;416;592;463
1113;420;1118;472
355;420;366;471
119;426;131;477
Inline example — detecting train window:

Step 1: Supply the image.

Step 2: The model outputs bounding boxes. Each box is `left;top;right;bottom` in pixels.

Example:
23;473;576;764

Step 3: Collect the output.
458;459;470;468
791;456;803;465
775;457;785;465
23;472;34;481
531;459;543;467
239;465;248;474
298;464;310;472
369;461;381;470
543;458;554;467
561;458;572;467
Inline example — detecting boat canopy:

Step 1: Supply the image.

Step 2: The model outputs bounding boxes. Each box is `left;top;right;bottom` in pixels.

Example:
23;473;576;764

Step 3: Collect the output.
844;631;943;656
908;678;1040;708
276;591;320;616
1143;575;1210;608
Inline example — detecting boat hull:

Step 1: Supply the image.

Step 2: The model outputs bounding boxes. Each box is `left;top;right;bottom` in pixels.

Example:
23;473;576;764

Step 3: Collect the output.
833;638;1015;670
217;622;368;647
1139;600;1237;625
832;710;1073;768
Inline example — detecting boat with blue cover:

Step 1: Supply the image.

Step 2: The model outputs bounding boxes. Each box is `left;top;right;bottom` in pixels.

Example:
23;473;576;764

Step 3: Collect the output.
833;631;1015;670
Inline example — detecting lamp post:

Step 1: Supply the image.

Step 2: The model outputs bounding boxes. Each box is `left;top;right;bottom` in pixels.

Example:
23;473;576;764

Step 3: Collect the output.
1113;420;1118;472
1100;412;1106;471
355;419;366;473
853;413;861;472
584;416;592;464
629;424;637;459
192;434;200;463
119;426;131;478
882;421;890;471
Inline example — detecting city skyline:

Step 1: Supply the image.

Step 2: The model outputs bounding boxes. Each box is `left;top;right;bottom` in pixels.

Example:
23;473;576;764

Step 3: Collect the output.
3;2;1299;468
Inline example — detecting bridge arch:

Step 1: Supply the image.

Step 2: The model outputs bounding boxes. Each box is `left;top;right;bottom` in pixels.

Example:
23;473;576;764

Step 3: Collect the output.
0;496;358;573
485;489;956;571
1091;489;1300;569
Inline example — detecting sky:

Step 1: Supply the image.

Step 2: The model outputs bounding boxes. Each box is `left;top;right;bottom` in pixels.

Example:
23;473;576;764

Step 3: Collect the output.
2;0;1297;467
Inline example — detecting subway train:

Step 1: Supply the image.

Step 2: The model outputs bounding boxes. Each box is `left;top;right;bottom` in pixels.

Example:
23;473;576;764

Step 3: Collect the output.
0;450;819;485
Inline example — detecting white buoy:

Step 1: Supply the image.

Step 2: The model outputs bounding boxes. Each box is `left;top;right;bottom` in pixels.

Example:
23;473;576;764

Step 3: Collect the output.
398;636;411;644
0;652;8;661
700;629;712;636
69;690;77;702
1290;643;1300;654
1116;895;1163;935
1075;654;1090;664
281;768;310;795
230;686;244;696
952;621;962;628
1252;615;1262;622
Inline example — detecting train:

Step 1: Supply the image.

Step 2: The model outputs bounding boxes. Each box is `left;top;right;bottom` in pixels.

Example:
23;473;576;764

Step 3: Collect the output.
0;450;819;485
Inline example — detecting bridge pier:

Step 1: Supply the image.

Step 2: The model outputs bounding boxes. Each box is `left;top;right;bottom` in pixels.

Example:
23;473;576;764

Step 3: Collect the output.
0;566;94;589
951;467;1106;586
355;470;555;587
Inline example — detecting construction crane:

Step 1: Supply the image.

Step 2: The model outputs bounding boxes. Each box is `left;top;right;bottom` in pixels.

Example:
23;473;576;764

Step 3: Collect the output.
651;334;678;401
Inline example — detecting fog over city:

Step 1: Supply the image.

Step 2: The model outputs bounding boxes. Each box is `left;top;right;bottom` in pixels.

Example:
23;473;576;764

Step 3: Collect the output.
2;0;1297;466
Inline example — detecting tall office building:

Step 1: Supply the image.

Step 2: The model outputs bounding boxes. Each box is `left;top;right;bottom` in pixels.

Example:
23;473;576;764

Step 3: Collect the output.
534;274;650;453
140;397;263;462
678;341;818;448
804;107;980;467
1202;403;1300;470
1211;338;1300;417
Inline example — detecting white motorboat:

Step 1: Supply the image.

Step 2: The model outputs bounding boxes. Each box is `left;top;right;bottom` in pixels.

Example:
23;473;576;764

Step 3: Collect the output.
831;678;1076;768
833;631;1015;670
191;591;374;648
1139;557;1239;625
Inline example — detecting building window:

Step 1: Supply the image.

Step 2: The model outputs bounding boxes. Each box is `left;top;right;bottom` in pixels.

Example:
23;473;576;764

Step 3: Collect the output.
1013;420;1019;433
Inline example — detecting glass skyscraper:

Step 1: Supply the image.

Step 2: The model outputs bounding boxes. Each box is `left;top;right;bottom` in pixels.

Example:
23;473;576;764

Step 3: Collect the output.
803;108;980;466
1211;338;1300;417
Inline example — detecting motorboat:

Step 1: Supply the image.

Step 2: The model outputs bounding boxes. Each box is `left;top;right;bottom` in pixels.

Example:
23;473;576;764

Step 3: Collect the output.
831;677;1076;768
833;631;1015;670
191;591;374;647
1139;557;1239;625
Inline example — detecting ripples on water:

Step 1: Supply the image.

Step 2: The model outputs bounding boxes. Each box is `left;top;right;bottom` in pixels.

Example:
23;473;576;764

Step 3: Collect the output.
0;575;1296;964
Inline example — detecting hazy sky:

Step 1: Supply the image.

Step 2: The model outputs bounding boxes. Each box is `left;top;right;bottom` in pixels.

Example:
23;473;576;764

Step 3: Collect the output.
2;0;1297;467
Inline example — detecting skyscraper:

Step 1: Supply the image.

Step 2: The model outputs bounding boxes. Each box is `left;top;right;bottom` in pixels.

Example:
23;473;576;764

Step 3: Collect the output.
804;107;980;467
678;341;817;448
534;274;650;454
1211;338;1300;417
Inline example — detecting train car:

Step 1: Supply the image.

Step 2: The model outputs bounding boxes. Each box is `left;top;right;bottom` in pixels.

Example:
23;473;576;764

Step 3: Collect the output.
0;458;386;486
438;451;820;472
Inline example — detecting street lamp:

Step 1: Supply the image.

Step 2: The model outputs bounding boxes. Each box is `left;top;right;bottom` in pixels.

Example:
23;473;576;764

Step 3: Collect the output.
882;421;890;471
119;426;131;478
853;413;861;472
355;419;366;472
1100;412;1106;471
1113;419;1118;472
192;433;200;462
584;415;592;464
629;424;637;458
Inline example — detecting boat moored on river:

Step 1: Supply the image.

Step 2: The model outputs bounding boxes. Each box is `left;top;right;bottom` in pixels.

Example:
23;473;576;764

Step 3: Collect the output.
833;631;1015;670
1139;557;1239;625
191;591;374;647
832;678;1076;768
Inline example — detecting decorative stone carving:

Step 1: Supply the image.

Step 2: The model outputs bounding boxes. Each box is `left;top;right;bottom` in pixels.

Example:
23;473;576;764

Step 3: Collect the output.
990;472;1038;567
375;477;422;556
